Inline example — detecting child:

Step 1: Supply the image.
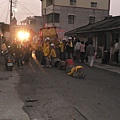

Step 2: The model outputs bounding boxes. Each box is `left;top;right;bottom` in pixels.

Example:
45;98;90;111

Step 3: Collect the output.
68;66;86;79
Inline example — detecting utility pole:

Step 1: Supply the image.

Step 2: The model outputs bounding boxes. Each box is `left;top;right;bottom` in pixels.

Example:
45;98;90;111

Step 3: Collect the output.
10;0;13;25
10;0;13;41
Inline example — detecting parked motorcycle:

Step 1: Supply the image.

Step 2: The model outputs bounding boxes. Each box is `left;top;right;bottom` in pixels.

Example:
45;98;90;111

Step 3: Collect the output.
4;51;13;71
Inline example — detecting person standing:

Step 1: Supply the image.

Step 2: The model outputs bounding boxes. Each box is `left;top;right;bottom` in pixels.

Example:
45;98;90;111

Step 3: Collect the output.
74;38;81;61
86;40;95;67
65;37;74;59
59;38;66;60
114;39;119;63
80;41;85;62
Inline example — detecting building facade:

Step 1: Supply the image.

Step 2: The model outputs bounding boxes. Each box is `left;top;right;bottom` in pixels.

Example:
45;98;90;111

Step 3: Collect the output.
20;16;42;33
40;0;110;33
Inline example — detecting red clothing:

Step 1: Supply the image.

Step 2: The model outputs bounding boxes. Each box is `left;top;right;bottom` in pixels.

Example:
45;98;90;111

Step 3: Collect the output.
65;59;74;66
80;44;85;52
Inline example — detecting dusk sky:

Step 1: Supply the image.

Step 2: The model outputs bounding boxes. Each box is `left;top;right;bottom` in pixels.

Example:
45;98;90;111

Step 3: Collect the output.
0;0;119;24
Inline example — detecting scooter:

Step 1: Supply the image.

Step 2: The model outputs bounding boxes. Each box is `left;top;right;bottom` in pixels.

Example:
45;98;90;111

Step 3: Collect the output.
6;55;13;71
4;51;13;71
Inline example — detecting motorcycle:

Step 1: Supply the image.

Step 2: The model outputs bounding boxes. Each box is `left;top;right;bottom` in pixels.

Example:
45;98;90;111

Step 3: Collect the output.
4;50;13;71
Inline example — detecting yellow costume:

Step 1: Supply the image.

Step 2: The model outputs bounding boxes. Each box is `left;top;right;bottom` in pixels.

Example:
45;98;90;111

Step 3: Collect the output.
49;48;57;58
43;46;50;57
68;66;83;76
59;42;65;52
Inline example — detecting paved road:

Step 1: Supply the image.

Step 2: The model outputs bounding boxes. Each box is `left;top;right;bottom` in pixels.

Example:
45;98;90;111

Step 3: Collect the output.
0;61;29;120
16;56;120;120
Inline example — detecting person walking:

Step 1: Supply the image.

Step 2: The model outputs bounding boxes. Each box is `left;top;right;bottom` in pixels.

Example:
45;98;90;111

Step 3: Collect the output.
86;40;95;67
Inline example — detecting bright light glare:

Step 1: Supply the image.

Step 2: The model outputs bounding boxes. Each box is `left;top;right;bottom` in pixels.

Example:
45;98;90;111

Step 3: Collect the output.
14;8;17;12
17;31;30;40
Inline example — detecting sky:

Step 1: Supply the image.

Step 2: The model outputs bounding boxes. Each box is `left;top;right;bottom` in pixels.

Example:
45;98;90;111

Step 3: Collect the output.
0;0;119;25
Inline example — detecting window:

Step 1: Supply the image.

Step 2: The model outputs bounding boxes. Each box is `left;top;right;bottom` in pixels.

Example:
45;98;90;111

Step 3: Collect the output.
68;15;74;24
47;13;60;23
70;0;76;6
91;2;97;8
46;0;52;7
89;16;95;24
29;20;36;25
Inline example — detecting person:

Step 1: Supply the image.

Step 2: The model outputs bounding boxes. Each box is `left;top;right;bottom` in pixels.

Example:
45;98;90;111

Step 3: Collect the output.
74;38;81;61
41;38;50;66
114;39;119;63
49;43;57;60
80;41;85;62
86;40;95;67
65;58;74;72
67;65;86;78
65;37;74;59
85;41;89;63
59;38;66;60
15;43;23;69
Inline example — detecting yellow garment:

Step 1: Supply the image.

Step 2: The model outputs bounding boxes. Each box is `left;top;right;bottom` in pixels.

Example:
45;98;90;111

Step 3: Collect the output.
43;46;50;57
59;42;64;52
43;42;49;52
34;43;38;50
68;66;83;76
70;41;73;47
49;48;57;58
39;44;43;51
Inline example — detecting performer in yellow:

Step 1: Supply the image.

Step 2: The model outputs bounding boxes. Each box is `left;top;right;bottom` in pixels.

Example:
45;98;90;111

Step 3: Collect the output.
68;66;86;78
49;43;57;59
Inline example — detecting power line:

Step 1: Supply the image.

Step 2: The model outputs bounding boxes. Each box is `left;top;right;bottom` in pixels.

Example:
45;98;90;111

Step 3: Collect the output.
0;1;9;20
5;2;10;23
0;0;8;5
18;1;36;16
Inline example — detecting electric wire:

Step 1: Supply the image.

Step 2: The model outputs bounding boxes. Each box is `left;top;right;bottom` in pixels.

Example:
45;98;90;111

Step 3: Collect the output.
0;0;8;5
5;2;10;23
0;1;9;21
18;1;36;16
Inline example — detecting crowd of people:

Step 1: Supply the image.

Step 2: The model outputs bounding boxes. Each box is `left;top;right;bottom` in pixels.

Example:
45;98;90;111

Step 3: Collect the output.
34;36;95;68
2;36;96;76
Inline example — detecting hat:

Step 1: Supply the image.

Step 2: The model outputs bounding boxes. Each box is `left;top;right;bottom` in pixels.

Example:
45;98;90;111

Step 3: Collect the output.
63;38;66;41
68;37;72;40
50;43;54;47
46;37;50;40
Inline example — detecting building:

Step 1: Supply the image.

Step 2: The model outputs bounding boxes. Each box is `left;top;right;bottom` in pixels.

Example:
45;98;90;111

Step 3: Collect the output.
65;16;120;63
40;0;110;33
20;16;42;33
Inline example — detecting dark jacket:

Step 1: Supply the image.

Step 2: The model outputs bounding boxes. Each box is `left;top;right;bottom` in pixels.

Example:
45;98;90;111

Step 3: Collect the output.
86;44;95;56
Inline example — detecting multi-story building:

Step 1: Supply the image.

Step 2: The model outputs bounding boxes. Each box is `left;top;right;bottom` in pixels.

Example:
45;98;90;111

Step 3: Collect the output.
20;16;42;33
40;0;110;33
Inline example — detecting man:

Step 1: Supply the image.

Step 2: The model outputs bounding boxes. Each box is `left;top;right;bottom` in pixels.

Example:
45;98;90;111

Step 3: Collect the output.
86;40;95;67
65;37;74;59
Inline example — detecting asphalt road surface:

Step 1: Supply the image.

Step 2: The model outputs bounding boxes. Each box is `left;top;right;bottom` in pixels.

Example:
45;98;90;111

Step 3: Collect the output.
16;55;120;120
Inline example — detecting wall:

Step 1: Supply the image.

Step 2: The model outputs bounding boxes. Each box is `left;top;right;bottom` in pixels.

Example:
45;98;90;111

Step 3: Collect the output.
54;0;109;10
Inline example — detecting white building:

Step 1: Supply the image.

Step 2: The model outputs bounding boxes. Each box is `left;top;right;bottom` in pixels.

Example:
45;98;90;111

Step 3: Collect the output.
40;0;110;33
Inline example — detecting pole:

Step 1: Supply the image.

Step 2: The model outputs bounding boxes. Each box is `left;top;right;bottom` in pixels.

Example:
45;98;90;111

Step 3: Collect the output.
10;0;12;25
52;0;55;26
10;0;12;41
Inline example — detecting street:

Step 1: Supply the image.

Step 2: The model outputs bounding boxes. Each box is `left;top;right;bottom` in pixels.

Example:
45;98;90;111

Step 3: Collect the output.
15;55;120;120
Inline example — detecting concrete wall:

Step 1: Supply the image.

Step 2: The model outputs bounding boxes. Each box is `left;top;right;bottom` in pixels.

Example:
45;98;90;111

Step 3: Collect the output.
41;0;109;34
54;6;108;32
54;0;109;10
